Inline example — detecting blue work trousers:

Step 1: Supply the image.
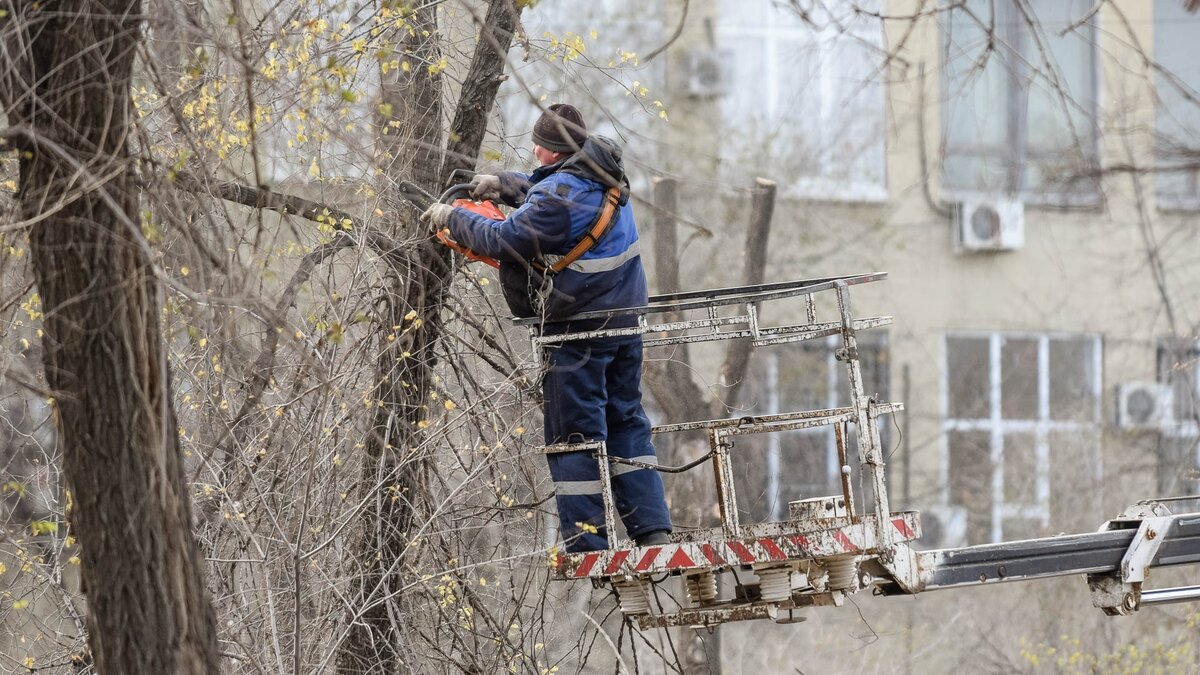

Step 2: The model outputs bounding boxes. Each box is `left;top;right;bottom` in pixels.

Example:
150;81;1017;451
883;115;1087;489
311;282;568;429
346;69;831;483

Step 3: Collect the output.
543;335;672;552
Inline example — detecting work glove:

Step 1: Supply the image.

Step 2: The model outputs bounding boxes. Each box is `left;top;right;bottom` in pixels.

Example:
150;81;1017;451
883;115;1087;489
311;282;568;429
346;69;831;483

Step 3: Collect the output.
469;173;502;201
420;203;455;230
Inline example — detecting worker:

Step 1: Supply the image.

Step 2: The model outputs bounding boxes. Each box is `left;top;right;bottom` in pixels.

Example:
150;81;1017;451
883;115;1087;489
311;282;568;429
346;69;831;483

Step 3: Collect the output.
420;104;672;552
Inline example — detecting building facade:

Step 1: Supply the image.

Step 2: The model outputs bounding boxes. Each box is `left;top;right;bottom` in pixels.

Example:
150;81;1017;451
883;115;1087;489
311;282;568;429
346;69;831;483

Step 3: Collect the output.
499;0;1200;671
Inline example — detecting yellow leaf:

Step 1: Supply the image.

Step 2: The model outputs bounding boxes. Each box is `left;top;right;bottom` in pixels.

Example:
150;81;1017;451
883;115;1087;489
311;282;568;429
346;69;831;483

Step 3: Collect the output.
443;400;457;411
30;520;58;536
12;599;29;610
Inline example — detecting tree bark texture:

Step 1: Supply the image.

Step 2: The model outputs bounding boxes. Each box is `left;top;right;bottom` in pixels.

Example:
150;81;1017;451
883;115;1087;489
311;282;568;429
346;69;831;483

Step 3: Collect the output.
4;2;221;673
338;2;445;671
337;4;523;670
643;178;777;675
441;0;521;182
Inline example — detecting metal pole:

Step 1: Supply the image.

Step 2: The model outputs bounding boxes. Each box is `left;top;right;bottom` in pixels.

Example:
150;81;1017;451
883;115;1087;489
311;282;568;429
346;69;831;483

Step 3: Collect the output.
834;280;891;545
594;441;618;550
710;428;741;538
902;362;913;675
1140;585;1200;606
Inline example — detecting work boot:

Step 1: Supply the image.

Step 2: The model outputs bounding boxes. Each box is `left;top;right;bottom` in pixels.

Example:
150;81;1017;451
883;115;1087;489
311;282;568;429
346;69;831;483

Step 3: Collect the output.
635;530;670;546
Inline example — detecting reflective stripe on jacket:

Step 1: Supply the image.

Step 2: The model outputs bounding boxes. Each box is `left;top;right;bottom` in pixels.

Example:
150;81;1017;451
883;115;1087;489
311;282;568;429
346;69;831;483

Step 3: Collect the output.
446;137;648;334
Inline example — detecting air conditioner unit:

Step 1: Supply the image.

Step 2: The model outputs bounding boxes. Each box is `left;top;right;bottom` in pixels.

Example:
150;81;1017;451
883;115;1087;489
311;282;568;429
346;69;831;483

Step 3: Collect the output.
683;49;731;98
954;198;1025;252
1117;382;1174;430
918;505;968;549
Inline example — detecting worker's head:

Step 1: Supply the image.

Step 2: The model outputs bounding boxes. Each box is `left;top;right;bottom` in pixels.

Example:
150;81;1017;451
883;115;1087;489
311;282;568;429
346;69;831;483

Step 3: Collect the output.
532;103;587;165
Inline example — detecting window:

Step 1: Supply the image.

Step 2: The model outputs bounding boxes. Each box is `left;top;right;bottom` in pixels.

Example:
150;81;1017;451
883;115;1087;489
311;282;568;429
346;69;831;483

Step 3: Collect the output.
717;0;886;201
1157;340;1200;503
734;335;889;522
943;333;1101;544
1154;2;1200;208
942;0;1099;200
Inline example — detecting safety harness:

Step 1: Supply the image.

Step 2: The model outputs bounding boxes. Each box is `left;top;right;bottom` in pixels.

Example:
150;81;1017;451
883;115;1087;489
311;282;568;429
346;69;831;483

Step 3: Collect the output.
533;185;623;275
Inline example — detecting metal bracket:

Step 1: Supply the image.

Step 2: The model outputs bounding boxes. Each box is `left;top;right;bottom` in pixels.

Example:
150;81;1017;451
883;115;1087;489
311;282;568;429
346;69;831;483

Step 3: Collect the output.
1088;512;1173;615
1087;574;1141;616
1121;516;1172;584
873;543;924;594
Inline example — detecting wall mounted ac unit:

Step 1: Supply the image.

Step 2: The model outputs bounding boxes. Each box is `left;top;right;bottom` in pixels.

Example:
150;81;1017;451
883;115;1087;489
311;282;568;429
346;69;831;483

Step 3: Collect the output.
1117;382;1174;430
954;198;1025;252
918;504;968;549
683;49;731;98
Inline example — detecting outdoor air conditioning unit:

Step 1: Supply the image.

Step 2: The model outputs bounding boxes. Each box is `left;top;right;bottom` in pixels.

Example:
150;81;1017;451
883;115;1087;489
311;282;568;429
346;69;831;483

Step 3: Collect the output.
954;198;1025;252
1117;382;1174;430
683;49;731;98
918;504;968;549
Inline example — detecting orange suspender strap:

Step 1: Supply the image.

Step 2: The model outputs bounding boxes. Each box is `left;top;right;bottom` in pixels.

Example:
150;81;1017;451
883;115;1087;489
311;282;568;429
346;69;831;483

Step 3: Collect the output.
540;186;623;274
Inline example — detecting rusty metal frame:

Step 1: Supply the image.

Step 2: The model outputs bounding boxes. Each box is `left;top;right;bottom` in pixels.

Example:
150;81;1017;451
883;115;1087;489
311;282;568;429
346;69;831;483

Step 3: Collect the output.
528;274;1200;629
523;274;892;353
553;512;924;580
533;273;923;627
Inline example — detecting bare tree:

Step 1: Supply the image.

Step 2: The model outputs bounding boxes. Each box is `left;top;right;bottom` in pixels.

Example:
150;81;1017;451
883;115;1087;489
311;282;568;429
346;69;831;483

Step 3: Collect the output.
0;1;220;672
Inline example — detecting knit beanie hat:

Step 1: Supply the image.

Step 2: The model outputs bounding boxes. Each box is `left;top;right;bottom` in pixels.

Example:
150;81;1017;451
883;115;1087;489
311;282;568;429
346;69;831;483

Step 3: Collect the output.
531;103;587;154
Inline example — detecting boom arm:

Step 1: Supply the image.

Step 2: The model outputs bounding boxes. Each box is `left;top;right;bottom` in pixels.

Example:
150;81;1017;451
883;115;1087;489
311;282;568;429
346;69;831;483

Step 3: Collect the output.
872;500;1200;615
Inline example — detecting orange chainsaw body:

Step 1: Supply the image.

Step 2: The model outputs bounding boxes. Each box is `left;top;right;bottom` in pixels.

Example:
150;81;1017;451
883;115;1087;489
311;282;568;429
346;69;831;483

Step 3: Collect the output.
436;198;504;268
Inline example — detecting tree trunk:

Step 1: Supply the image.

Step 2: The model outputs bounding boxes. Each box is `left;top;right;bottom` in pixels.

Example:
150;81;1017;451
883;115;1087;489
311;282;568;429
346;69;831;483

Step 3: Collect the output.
4;2;221;673
337;2;445;671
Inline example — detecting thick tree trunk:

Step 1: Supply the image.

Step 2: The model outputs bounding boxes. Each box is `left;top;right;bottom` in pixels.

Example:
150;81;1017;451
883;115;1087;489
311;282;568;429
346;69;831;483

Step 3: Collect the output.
337;3;445;672
4;2;221;673
337;3;523;671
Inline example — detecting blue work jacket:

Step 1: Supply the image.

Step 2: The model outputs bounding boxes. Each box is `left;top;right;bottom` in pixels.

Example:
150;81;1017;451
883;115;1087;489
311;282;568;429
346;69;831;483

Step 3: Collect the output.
446;137;648;334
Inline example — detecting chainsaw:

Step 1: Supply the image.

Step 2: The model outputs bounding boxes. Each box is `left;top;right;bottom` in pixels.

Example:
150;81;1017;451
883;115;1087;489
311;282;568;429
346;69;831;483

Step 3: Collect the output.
398;171;503;269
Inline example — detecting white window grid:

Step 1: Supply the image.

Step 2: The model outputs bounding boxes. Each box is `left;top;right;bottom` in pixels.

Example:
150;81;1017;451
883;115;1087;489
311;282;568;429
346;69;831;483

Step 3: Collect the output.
1153;1;1200;210
497;0;665;189
717;2;887;202
941;331;1103;543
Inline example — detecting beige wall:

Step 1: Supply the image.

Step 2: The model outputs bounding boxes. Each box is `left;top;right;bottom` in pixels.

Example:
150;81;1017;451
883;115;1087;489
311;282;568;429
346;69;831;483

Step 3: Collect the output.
646;1;1200;670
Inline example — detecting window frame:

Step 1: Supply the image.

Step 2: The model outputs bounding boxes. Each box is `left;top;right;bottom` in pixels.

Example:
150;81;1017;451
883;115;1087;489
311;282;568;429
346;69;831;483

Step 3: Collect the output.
496;0;667;193
941;331;1103;543
716;1;889;203
754;334;890;521
940;0;1102;206
1153;0;1200;211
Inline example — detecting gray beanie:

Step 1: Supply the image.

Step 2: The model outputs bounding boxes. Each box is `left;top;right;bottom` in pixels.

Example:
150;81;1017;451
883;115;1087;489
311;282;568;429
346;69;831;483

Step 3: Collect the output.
532;103;587;154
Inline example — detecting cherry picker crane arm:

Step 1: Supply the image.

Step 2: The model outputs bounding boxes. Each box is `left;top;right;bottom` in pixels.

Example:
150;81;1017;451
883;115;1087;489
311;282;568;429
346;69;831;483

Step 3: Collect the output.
522;273;1200;629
